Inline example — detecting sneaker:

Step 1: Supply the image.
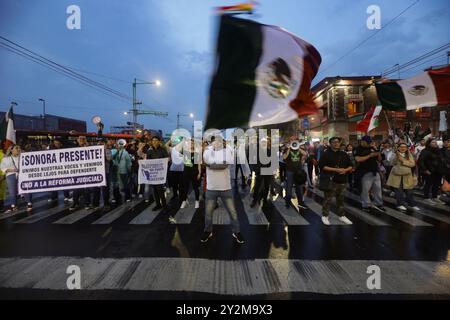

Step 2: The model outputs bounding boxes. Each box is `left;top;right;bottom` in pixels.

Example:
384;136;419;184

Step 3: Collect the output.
200;231;213;243
126;199;132;203
339;216;353;225
372;205;386;212
138;194;144;198
145;199;150;203
180;200;188;209
297;202;308;210
195;201;200;209
5;205;18;214
396;205;407;212
48;198;55;203
26;203;33;213
69;205;80;212
232;232;245;244
409;206;421;211
68;198;74;203
64;198;69;203
272;194;279;201
321;216;330;226
169;216;176;224
389;191;396;197
432;198;446;205
423;198;435;205
85;205;92;210
362;207;372;213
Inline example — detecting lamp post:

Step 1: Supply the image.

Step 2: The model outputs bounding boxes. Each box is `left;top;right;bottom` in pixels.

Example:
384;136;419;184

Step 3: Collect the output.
131;78;161;135
177;112;194;129
38;98;46;130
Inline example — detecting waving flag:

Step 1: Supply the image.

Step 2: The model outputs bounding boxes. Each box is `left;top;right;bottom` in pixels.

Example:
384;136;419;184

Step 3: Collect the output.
375;65;450;111
205;15;322;129
216;1;256;14
356;106;383;133
0;106;16;151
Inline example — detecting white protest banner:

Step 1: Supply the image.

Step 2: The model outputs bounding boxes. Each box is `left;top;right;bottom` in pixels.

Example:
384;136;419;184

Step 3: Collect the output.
18;145;106;194
138;158;169;185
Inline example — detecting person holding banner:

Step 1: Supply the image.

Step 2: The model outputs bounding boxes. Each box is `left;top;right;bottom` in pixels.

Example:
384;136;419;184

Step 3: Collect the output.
1;145;33;213
48;138;72;204
147;136;169;211
201;135;244;244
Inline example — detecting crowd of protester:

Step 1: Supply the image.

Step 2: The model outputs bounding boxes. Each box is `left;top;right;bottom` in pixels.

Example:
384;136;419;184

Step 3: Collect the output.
0;127;449;242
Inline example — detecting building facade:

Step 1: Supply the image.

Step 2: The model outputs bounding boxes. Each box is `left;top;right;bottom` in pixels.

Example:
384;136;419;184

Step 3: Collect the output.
0;112;86;132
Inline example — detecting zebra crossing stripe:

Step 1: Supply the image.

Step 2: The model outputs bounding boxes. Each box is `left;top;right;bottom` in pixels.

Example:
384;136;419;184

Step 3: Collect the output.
92;199;144;225
53;208;97;225
174;193;197;224
344;191;432;227
310;189;390;226
272;198;310;225
0;256;448;295
129;206;160;225
241;196;269;225
382;195;450;225
14;204;69;224
302;197;347;225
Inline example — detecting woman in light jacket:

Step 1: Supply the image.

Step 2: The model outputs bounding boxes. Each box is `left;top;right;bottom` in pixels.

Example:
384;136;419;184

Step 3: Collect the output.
386;143;420;212
0;145;33;213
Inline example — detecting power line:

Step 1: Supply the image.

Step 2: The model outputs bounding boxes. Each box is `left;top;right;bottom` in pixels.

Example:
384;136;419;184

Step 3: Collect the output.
319;0;421;75
0;36;133;103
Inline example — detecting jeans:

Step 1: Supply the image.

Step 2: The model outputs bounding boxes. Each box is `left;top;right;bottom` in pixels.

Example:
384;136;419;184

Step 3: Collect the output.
6;174;32;206
395;179;415;207
323;183;346;217
361;172;383;208
423;172;442;199
285;170;304;203
204;189;240;233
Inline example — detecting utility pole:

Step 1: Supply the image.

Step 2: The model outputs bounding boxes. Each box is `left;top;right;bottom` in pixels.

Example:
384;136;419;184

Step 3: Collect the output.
38;98;46;130
130;78;167;136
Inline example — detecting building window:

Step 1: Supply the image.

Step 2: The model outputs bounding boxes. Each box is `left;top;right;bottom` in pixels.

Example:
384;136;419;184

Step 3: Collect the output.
347;101;362;115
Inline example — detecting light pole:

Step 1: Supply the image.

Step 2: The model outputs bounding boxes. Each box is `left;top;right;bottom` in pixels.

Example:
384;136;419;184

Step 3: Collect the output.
38;98;46;130
177;112;194;129
131;78;163;135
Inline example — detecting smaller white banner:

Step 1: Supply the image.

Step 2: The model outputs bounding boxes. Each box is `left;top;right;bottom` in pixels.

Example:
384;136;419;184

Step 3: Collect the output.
138;158;169;185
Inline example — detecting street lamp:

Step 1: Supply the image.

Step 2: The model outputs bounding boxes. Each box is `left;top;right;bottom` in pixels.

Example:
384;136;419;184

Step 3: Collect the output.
177;112;194;129
38;98;46;130
131;78;161;135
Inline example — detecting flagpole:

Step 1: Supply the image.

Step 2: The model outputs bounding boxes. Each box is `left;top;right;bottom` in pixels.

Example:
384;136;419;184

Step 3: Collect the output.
382;109;393;142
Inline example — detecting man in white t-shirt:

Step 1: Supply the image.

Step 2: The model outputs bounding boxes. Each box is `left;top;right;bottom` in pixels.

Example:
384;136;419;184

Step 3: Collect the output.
201;137;244;244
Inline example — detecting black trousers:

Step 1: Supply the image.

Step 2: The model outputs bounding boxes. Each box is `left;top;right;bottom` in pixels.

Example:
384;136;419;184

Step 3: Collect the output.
50;190;70;200
181;167;200;201
169;171;184;198
307;163;314;185
279;162;286;182
252;173;273;204
73;188;91;206
234;164;246;186
424;172;442;199
153;184;166;207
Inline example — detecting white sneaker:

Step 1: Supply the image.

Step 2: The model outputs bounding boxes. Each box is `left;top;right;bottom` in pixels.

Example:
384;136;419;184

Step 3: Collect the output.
396;205;407;212
138;194;143;198
64;198;69;202
169;216;176;224
180;201;188;209
272;194;279;201
410;206;421;211
423;198;435;205
195;201;200;209
433;198;446;205
339;216;353;225
68;198;74;203
321;216;330;226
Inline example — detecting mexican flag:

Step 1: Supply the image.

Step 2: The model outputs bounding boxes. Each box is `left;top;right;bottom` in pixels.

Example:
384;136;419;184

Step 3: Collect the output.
375;65;450;111
356;106;383;133
205;15;322;129
0;107;16;152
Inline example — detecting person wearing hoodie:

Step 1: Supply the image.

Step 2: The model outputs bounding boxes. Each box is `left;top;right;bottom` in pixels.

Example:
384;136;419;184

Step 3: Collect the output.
418;138;445;205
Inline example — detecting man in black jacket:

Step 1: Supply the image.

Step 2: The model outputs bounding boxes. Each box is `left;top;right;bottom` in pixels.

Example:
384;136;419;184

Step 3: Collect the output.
319;137;353;225
419;138;445;204
147;136;169;211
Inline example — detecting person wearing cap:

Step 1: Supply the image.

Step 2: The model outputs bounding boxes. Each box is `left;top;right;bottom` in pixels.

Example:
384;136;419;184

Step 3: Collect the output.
354;135;386;213
318;137;353;225
282;139;308;210
113;139;132;203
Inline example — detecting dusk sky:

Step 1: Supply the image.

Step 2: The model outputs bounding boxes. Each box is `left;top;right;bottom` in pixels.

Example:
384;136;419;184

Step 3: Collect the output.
1;0;449;134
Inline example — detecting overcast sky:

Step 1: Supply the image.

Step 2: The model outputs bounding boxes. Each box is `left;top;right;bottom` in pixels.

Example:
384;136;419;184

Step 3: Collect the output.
0;0;448;134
